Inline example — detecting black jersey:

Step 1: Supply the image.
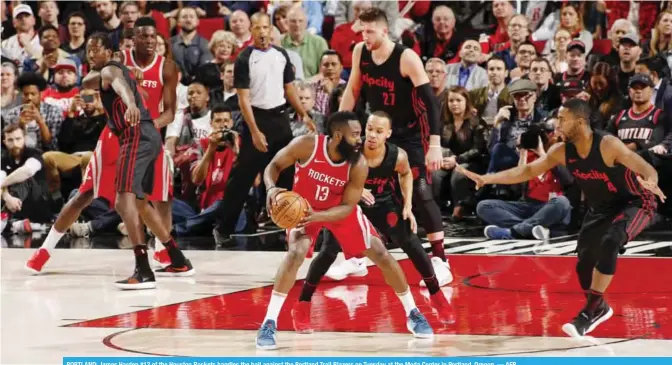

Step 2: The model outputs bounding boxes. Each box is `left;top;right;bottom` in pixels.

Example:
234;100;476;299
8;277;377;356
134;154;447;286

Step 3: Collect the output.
364;143;401;207
565;130;645;210
360;43;418;140
100;61;153;135
609;105;663;147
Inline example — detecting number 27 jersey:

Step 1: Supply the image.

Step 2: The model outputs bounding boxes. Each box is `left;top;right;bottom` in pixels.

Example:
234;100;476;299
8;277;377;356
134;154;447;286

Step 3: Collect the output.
293;135;351;212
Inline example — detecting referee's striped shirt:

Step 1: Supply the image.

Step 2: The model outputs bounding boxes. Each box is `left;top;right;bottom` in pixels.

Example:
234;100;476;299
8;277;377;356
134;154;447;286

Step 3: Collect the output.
234;45;294;110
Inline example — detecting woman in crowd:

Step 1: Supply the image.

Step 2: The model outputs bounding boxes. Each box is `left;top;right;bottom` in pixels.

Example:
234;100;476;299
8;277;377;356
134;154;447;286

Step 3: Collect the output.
432;86;487;220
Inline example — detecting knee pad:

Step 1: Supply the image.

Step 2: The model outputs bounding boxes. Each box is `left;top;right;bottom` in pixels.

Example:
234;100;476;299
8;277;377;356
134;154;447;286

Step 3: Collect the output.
595;225;628;275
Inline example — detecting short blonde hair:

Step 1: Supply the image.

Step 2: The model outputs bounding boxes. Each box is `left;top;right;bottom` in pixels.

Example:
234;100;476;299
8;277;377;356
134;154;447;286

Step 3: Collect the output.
209;30;238;55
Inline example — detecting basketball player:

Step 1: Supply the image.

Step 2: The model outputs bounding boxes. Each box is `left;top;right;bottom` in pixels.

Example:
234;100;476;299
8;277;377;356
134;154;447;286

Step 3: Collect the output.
119;17;179;266
291;111;455;333
87;33;192;288
459;99;666;337
338;8;451;285
257;111;433;350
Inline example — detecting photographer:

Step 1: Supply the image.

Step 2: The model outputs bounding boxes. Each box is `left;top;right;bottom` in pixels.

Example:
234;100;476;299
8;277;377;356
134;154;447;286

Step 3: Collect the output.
172;104;239;236
42;88;106;195
476;120;574;241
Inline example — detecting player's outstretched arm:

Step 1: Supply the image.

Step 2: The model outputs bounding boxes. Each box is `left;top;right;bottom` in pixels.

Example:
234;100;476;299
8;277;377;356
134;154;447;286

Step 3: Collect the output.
312;157;369;223
395;148;413;209
339;43;364;112
462;143;565;188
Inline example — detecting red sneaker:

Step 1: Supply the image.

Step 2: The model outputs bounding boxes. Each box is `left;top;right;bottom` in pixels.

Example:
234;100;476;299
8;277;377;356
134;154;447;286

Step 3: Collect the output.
292;301;313;334
25;248;50;274
431;290;456;324
153;250;171;267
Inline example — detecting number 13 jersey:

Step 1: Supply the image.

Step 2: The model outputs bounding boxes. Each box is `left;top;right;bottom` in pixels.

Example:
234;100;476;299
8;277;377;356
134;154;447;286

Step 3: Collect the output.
293;135;352;212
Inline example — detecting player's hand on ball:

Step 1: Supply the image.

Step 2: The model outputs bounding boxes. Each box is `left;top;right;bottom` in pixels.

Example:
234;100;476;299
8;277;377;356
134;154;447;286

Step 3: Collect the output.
361;188;375;206
125;105;141;126
637;176;666;203
266;187;287;215
426;146;442;173
402;204;417;234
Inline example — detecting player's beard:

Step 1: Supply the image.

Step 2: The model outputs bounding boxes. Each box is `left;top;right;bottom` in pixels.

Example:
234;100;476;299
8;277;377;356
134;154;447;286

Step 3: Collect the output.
338;139;362;164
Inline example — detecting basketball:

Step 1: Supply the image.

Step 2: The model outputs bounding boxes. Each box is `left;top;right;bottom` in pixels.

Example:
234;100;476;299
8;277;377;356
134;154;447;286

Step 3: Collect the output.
271;191;310;229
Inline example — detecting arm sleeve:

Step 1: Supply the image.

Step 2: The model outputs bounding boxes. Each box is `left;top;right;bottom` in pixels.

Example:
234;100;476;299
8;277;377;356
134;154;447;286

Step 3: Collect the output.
414;83;441;136
233;50;251;89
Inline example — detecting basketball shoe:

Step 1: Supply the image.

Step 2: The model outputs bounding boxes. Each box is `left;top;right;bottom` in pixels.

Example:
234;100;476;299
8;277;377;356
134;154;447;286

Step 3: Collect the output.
561;301;613;337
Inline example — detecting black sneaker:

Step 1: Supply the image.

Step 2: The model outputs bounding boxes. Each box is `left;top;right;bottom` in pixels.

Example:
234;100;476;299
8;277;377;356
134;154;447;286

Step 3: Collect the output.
154;258;195;277
562;301;613;337
114;268;156;290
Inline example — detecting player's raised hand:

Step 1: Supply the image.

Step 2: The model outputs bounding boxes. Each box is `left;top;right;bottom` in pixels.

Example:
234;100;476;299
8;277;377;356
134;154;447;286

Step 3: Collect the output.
265;187;287;216
402;203;417;234
456;164;487;190
425;146;442;172
637;176;666;203
360;188;375;206
125;105;141;126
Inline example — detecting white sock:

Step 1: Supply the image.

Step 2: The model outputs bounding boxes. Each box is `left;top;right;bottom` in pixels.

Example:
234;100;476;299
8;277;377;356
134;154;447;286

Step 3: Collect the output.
41;227;65;252
155;236;166;252
264;290;287;323
397;289;416;316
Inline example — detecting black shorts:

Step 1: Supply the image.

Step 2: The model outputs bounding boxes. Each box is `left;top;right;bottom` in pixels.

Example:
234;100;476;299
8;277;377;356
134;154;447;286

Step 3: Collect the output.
389;139;426;181
577;199;657;256
115;122;162;199
362;200;413;242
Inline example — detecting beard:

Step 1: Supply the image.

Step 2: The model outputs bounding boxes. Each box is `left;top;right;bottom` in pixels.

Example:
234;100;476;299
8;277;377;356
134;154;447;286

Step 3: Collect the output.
337;138;362;164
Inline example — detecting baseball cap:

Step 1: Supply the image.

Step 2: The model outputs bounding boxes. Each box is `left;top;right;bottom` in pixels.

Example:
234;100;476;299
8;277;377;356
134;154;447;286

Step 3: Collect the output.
54;58;77;73
619;32;640;46
508;79;537;95
629;73;654;88
567;40;586;54
12;4;33;18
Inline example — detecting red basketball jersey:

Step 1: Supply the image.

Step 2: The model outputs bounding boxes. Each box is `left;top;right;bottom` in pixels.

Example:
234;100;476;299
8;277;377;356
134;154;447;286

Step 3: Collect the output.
293;135;351;212
123;49;165;119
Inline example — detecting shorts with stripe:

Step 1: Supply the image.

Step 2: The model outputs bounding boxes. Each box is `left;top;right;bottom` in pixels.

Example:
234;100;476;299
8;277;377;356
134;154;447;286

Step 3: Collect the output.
577;197;657;256
288;205;379;259
116;122;162;199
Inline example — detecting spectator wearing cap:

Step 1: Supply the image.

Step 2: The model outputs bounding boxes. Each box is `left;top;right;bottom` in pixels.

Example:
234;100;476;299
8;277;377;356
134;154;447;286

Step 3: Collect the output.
552;40;590;91
1;4;42;69
37;1;67;43
281;6;329;78
487;78;544;174
492;14;531;69
4;72;63;152
470;55;511;125
508;41;538;79
616;32;642;97
411;5;462;64
635;57;672;112
310;50;346;116
587;62;624;130
601;19;637;67
529;57;560;116
606;74;668;161
23;25;82;87
41;59;80;117
445;40;488;91
172;7;213;84
330;0;370;72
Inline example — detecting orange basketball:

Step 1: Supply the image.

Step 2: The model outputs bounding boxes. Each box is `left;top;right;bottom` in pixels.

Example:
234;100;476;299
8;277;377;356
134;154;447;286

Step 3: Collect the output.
271;191;310;229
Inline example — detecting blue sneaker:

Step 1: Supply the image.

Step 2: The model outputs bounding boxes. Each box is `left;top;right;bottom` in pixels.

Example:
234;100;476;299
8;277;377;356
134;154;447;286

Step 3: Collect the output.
406;308;433;338
484;225;513;240
256;319;277;350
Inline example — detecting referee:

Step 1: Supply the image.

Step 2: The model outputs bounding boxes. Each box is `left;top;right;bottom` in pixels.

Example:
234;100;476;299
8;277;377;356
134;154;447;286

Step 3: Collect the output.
213;12;314;245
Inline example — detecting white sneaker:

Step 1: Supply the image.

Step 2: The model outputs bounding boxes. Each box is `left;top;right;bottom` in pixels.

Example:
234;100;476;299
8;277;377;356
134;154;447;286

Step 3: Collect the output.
325;257;368;281
69;222;92;237
420;257;453;287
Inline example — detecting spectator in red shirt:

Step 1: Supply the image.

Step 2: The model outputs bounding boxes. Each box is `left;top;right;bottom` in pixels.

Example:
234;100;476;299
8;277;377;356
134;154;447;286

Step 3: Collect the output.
330;0;370;71
172;104;239;236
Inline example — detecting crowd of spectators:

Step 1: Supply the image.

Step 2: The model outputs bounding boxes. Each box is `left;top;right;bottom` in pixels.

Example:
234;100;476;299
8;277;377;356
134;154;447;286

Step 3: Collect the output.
1;0;671;241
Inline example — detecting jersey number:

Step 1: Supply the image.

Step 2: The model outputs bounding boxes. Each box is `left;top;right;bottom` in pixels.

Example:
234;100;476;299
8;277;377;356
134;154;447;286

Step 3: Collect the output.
315;185;330;201
383;92;396;106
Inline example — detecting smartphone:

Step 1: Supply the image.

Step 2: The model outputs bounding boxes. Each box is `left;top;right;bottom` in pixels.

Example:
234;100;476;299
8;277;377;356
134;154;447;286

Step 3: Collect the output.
82;94;95;103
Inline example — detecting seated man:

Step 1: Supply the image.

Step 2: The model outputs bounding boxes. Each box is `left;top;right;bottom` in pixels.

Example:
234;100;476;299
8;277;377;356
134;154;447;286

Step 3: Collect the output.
172;104;239;236
1;124;51;233
476;123;573;241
